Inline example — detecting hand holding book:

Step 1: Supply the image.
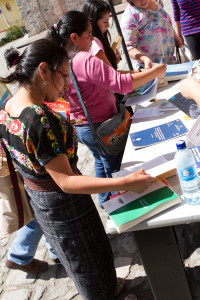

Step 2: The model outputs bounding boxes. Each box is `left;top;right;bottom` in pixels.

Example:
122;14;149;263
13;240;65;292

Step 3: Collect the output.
104;178;180;233
122;169;156;194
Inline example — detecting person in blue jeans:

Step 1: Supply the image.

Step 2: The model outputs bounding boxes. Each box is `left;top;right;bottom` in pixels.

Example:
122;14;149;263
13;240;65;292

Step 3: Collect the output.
75;123;123;206
6;220;59;274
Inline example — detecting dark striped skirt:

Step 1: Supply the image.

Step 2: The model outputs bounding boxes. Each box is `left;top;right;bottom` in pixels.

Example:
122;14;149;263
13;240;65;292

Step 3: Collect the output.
24;180;117;300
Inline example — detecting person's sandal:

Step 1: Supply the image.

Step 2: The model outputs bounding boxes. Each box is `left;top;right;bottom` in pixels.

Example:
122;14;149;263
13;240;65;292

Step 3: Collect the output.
114;277;126;297
124;294;137;300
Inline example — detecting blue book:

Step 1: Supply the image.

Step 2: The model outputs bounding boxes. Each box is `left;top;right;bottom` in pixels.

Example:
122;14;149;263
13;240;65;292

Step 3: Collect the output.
165;61;196;81
130;119;188;149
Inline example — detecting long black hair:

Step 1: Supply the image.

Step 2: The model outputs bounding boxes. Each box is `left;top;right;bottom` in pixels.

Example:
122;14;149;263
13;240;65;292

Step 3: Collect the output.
82;0;117;70
47;10;89;53
0;39;68;87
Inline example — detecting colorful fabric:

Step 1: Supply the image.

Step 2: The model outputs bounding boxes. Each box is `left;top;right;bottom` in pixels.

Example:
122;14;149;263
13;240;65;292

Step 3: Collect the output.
120;0;176;68
171;0;200;36
89;37;105;56
0;102;78;176
0;100;117;300
65;51;132;124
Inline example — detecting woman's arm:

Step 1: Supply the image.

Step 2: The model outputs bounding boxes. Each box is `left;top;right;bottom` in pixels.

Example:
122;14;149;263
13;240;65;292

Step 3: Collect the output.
128;48;153;69
95;50;113;68
171;0;183;42
129;63;166;90
174;28;184;47
175;21;184;45
45;154;155;194
180;78;200;105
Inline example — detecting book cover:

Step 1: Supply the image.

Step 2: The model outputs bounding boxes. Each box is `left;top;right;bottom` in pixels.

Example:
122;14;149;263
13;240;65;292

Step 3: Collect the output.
165;61;196;81
45;98;70;122
186;115;200;146
123;78;158;106
0;84;12;106
168;92;200;119
130;119;188;149
111;35;122;52
103;179;180;233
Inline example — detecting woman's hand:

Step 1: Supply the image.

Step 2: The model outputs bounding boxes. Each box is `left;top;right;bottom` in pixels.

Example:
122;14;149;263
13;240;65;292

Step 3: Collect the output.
154;63;167;81
174;30;184;48
180;78;200;104
123;169;155;194
140;55;154;69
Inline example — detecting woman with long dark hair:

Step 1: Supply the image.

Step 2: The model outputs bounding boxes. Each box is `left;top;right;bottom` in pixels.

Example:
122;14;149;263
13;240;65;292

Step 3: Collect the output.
47;10;166;207
82;0;119;69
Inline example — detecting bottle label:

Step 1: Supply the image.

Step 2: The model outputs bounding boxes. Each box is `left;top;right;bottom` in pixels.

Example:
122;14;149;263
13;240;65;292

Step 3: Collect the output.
180;166;197;181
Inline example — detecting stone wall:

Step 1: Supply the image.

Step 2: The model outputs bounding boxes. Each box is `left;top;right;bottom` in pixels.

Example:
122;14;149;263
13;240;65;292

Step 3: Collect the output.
15;0;122;36
15;0;86;36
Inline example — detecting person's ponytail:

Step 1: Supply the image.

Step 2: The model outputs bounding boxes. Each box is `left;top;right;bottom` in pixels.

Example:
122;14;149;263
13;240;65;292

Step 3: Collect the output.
4;48;21;68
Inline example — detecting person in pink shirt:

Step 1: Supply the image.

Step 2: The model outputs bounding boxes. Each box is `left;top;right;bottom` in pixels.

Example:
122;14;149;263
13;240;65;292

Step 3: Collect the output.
82;0;121;70
47;10;166;207
82;0;134;115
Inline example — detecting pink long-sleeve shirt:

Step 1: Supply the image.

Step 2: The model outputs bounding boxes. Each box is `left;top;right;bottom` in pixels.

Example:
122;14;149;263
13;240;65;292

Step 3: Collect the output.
65;51;132;124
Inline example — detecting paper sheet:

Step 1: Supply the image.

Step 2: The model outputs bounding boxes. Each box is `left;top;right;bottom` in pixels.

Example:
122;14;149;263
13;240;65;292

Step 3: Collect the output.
132;107;164;119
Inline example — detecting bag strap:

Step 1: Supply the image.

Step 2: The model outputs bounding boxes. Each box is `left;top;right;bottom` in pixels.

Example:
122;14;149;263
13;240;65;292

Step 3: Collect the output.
0;145;3;168
0;145;24;229
69;59;98;139
176;45;181;64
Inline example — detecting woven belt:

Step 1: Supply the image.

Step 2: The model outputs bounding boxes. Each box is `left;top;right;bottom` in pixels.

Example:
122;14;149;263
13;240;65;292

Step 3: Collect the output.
23;177;60;192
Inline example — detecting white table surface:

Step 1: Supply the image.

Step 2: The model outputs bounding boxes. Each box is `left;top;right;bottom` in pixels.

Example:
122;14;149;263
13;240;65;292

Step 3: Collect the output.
119;81;200;232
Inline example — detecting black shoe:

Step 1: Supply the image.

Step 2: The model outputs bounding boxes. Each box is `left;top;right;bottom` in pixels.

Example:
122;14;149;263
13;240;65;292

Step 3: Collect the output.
50;257;61;264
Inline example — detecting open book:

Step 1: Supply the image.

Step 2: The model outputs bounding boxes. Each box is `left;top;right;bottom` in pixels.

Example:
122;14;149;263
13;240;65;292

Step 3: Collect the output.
165;61;196;82
112;155;176;182
103;179;180;233
122;78;158;106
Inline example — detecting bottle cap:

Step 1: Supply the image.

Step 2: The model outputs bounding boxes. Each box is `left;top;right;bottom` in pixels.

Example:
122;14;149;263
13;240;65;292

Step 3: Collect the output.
176;140;186;150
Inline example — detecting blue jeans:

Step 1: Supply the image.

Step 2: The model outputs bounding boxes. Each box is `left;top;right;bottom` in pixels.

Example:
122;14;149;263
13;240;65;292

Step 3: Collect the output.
7;219;57;265
75;123;124;206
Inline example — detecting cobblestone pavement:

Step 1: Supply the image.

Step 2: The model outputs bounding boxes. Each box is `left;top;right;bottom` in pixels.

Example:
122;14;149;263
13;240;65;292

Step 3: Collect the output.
1;2;200;300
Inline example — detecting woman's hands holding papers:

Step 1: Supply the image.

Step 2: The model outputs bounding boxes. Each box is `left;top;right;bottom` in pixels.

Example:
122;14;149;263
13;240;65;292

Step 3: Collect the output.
123;169;155;194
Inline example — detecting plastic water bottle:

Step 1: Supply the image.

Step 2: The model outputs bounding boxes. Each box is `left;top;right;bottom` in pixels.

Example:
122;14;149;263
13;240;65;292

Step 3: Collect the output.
175;140;200;205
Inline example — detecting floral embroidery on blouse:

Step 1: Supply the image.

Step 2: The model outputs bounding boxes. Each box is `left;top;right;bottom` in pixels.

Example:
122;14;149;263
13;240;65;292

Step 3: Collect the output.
120;0;176;68
0;104;78;175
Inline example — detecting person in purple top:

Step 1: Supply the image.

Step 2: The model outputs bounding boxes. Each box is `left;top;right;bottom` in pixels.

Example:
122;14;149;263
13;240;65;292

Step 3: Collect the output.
171;0;200;60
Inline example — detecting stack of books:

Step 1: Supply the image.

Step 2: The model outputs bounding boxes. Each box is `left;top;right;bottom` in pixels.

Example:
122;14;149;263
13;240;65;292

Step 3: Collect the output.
103;179;180;234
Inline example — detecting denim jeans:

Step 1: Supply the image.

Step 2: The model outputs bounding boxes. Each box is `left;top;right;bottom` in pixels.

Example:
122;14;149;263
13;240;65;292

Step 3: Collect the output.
75;123;124;206
7;219;57;265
